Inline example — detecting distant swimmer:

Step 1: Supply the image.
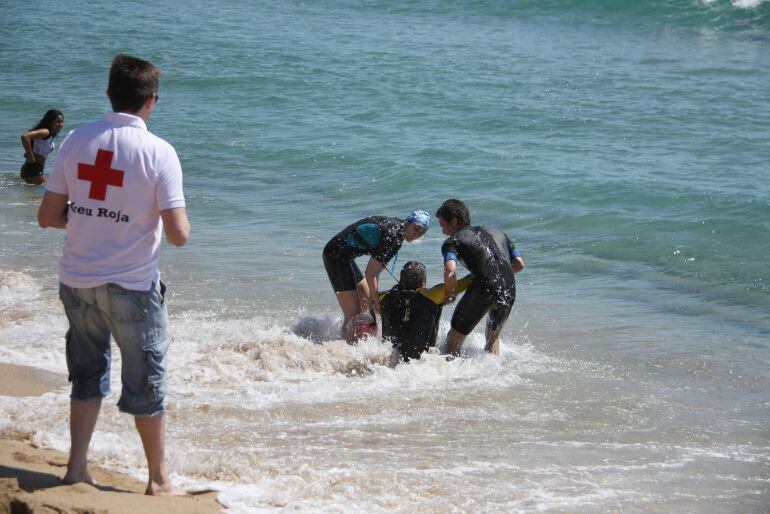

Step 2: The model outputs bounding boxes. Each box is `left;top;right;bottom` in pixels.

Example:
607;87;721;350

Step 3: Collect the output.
436;199;525;356
323;210;430;342
20;109;65;185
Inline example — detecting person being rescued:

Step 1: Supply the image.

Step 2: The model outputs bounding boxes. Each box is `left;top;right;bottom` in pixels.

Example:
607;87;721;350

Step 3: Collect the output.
354;261;474;361
380;261;444;362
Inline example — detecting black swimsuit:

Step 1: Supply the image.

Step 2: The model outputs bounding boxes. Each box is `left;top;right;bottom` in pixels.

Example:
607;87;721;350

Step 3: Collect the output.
20;161;45;179
20;136;54;179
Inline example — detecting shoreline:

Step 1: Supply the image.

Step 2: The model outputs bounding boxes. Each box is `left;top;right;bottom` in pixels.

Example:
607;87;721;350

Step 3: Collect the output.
0;362;223;513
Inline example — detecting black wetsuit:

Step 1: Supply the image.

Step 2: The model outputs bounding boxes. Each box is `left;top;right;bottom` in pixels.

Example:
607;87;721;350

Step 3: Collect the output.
381;284;442;361
441;226;519;335
323;216;405;292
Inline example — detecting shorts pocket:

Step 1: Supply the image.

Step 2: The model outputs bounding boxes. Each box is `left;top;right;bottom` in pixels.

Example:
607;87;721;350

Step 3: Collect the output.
144;337;170;403
107;284;149;321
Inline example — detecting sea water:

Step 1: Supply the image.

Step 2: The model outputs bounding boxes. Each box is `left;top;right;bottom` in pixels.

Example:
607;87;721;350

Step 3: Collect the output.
1;0;769;511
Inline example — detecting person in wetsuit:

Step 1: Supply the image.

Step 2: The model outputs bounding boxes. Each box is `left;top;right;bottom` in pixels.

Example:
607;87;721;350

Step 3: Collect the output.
323;210;430;341
436;199;525;356
381;261;442;361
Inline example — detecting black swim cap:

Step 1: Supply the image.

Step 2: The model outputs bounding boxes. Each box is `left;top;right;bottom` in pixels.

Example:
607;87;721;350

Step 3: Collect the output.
400;261;426;289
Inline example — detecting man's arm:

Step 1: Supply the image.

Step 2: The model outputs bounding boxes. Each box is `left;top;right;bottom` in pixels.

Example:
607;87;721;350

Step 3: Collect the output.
443;259;458;305
506;235;525;273
38;191;69;228
160;207;190;247
364;257;384;314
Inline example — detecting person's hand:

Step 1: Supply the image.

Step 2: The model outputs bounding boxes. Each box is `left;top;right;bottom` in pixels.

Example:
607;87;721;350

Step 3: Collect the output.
442;292;456;305
26;154;36;163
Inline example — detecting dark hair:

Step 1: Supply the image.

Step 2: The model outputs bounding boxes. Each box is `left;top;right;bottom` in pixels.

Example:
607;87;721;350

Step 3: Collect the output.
400;261;426;289
32;109;64;137
107;54;160;113
436;199;470;227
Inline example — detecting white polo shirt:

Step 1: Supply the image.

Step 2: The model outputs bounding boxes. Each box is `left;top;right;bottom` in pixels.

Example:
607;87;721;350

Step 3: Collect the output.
47;112;186;290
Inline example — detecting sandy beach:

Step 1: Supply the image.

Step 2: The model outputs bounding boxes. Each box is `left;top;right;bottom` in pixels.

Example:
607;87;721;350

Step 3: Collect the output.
0;363;222;514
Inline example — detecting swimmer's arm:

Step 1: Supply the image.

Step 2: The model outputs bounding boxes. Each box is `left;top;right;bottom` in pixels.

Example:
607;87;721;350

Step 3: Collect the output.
364;257;384;314
38;191;69;229
20;128;50;162
443;259;458;304
160;207;190;247
508;238;524;273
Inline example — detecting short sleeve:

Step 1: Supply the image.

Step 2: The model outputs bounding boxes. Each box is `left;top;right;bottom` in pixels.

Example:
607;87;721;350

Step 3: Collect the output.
506;236;520;259
441;237;459;263
155;144;185;211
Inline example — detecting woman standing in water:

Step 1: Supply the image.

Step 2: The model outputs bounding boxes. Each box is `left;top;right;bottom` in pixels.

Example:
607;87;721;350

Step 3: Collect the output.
20;109;65;185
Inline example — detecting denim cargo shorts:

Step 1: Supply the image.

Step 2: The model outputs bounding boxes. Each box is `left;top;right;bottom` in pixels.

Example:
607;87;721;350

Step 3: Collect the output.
59;281;171;416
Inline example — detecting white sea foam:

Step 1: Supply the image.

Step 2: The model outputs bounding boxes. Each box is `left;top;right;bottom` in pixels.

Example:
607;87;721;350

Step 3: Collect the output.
0;271;68;373
732;0;767;8
0;270;40;306
1;270;768;512
701;0;767;9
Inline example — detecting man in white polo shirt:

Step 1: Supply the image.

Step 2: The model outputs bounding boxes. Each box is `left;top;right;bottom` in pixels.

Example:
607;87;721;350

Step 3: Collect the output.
38;54;190;496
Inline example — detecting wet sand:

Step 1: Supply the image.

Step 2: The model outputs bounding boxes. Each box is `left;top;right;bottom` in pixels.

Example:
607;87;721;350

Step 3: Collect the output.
0;363;223;513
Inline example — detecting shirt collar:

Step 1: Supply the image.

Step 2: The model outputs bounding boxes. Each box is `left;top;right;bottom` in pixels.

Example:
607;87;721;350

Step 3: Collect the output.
103;111;147;130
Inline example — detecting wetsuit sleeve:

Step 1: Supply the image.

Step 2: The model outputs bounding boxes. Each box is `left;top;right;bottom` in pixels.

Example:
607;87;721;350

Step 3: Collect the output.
506;235;520;260
441;238;459;263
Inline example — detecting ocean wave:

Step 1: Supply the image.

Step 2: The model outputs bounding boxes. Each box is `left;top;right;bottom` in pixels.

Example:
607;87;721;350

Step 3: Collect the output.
0;270;540;406
351;0;770;33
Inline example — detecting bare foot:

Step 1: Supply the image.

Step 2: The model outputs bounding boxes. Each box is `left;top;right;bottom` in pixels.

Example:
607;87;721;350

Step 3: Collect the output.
62;469;96;485
146;482;187;496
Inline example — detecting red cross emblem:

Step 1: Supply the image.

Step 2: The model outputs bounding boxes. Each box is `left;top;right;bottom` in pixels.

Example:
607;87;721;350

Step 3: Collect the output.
77;149;125;201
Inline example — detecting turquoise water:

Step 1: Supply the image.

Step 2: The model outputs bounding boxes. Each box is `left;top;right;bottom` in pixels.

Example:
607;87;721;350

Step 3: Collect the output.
1;0;769;511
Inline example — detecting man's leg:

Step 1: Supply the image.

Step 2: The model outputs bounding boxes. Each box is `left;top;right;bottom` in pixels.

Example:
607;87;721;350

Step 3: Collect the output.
484;327;501;355
336;287;362;341
135;414;184;496
63;398;102;484
484;301;512;356
445;328;467;356
59;284;112;485
325;253;366;341
444;285;486;357
105;282;181;496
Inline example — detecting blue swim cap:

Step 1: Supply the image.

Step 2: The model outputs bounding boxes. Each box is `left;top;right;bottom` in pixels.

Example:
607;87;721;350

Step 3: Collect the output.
406;210;430;231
